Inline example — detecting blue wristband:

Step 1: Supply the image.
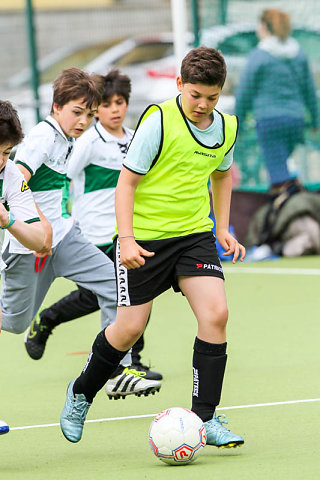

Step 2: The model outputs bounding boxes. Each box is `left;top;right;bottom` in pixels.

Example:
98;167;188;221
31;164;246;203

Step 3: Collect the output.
1;211;16;229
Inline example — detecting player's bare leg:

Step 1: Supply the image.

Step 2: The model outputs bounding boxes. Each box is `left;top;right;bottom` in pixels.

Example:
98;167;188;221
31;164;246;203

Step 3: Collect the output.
106;302;152;351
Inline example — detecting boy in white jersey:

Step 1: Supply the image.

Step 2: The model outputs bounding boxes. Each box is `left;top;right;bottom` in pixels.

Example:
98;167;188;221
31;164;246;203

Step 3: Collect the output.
61;47;246;448
14;67;159;399
25;70;162;387
0;100;46;434
1;68;116;337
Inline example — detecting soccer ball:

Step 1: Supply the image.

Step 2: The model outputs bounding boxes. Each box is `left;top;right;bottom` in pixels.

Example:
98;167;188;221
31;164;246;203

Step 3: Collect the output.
148;407;206;465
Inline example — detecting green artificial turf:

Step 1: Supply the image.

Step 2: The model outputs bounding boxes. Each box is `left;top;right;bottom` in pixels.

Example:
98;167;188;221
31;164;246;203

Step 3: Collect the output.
1;256;319;479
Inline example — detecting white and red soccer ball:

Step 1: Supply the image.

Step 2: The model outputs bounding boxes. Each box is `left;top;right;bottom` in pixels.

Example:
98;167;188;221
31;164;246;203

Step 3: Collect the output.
149;407;206;465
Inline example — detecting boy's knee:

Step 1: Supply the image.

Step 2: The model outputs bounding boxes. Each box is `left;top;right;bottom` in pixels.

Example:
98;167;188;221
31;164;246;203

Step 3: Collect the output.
128;322;145;340
1;321;29;334
209;305;228;330
121;317;145;342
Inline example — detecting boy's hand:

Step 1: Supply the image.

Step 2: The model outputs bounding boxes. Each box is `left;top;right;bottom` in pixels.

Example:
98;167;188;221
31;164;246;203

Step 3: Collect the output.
216;228;246;264
33;251;51;258
119;237;154;269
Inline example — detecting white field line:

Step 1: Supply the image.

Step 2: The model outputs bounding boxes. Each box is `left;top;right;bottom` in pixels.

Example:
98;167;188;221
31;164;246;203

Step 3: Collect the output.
224;267;320;276
9;398;320;432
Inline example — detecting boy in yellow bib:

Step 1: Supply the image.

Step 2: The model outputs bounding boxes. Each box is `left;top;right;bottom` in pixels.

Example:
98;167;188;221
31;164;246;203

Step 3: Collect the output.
61;47;246;447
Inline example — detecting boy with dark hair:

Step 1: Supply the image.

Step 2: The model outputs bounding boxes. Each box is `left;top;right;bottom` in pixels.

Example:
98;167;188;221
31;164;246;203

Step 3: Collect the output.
0;100;24;145
60;47;245;448
25;70;162;392
0;100;47;433
0;100;47;322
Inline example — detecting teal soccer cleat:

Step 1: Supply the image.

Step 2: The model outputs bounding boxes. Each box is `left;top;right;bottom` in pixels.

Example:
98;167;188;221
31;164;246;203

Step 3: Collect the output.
204;412;244;448
60;379;91;443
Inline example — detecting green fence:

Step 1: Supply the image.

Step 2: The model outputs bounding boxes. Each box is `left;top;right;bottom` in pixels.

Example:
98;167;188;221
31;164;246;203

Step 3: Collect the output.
194;0;320;191
1;0;320;192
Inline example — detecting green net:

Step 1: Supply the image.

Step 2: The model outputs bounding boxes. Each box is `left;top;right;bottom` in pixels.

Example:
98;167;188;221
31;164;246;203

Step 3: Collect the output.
1;0;320;192
198;0;320;191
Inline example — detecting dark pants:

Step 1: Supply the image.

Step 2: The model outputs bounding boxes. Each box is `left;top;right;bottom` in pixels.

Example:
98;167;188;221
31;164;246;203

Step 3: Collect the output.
256;115;305;186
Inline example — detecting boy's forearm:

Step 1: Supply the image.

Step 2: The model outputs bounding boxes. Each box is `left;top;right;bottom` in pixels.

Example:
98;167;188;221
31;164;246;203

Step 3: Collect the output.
115;168;142;238
115;182;135;237
210;170;232;232
0;207;44;252
8;220;45;252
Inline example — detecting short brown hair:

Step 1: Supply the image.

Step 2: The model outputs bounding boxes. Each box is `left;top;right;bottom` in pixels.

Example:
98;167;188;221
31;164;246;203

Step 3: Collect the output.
181;46;226;88
94;70;131;104
0;100;24;146
261;9;291;40
51;67;102;112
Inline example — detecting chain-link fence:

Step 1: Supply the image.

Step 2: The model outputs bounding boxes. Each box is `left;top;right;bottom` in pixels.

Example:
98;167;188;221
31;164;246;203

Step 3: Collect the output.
0;1;174;131
198;0;320;190
1;0;320;190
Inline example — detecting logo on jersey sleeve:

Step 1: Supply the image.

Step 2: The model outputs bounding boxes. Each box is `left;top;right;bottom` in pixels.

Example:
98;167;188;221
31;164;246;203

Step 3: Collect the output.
21;180;30;192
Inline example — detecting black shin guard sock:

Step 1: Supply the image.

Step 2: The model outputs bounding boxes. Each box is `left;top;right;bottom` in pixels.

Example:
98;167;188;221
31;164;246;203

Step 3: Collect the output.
39;308;60;329
191;337;227;422
40;288;98;329
73;330;129;402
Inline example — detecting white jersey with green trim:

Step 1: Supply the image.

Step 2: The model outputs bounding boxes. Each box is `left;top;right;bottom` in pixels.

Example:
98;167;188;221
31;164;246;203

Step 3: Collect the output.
14;115;73;252
1;160;40;257
68;121;133;246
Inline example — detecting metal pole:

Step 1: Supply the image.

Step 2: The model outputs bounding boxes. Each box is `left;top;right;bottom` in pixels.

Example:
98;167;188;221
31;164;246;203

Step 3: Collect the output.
219;0;228;25
190;0;200;48
25;0;41;123
171;0;188;75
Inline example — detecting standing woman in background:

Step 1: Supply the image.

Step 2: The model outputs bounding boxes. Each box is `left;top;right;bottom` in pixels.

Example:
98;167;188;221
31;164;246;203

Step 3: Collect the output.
235;8;319;192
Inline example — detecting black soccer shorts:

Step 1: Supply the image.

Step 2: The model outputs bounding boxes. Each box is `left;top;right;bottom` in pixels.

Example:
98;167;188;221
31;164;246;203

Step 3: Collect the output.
114;231;224;306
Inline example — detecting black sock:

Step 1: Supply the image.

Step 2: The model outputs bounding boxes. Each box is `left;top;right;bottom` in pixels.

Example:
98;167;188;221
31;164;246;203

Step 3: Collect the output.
40;287;99;329
110;364;126;377
191;337;227;422
39;309;60;329
73;330;128;402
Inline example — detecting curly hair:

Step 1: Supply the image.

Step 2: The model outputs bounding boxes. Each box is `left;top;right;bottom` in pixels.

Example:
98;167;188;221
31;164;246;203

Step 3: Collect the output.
93;69;131;104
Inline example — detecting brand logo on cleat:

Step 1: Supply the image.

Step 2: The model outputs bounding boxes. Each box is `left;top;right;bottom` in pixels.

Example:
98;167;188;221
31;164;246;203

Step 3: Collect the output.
27;321;39;339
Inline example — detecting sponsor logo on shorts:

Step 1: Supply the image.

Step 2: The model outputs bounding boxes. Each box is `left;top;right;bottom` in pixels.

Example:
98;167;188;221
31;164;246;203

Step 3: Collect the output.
196;263;223;273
